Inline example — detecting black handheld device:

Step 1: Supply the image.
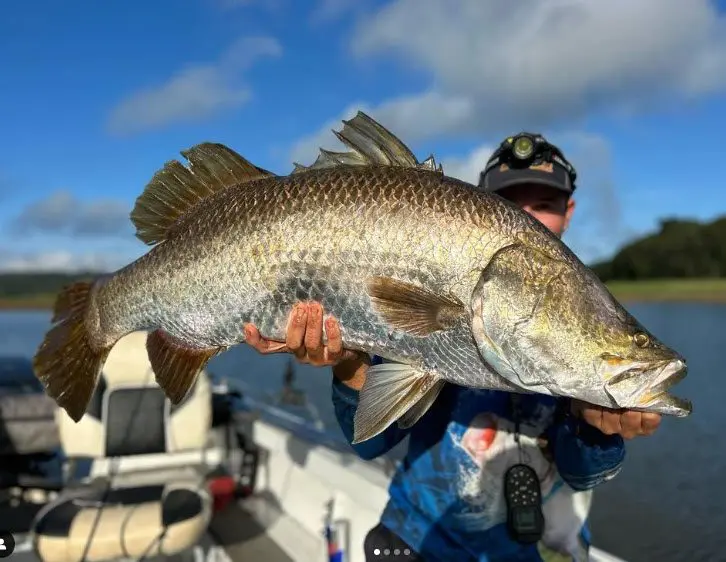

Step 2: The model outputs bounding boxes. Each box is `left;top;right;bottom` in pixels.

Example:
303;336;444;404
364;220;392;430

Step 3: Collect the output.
504;463;545;544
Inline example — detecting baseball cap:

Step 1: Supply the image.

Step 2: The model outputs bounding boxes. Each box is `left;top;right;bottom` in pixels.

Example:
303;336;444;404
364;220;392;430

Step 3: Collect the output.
478;133;577;195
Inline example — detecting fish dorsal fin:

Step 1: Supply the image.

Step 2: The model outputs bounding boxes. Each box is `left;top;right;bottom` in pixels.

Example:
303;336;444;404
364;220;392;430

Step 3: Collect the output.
131;143;274;246
292;111;444;174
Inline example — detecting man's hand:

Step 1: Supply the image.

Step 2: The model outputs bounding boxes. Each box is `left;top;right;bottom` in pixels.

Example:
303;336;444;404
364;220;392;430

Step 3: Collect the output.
570;400;661;440
244;302;364;367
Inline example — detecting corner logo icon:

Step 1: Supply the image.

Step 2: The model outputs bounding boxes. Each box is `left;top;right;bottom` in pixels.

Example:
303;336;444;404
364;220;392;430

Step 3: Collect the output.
0;532;15;558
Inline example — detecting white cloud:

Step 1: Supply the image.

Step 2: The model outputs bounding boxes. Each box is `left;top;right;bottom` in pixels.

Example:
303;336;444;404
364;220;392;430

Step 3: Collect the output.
10;190;132;237
107;36;282;135
289;93;474;169
441;144;495;185
330;0;726;140
0;250;133;273
309;0;360;24
289;103;364;168
554;133;633;261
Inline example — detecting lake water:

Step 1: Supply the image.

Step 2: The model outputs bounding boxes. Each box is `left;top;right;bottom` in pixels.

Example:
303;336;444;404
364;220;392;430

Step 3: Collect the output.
1;303;723;562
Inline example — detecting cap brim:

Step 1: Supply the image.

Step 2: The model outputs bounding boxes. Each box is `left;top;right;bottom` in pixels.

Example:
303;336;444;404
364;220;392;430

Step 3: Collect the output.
481;167;573;194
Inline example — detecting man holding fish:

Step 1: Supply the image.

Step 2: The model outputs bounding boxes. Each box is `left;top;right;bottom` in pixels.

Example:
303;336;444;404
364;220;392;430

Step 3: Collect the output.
245;132;663;561
34;113;690;561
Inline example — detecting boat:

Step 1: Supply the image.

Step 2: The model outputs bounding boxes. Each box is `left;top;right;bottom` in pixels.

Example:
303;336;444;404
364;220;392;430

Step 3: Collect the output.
0;332;627;562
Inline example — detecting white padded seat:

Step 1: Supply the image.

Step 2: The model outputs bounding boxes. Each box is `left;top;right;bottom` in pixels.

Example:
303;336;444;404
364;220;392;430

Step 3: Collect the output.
32;331;213;562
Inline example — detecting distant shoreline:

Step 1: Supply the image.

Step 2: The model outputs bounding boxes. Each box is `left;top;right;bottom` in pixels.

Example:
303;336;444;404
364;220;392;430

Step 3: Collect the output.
1;279;725;311
0;295;58;310
604;278;726;304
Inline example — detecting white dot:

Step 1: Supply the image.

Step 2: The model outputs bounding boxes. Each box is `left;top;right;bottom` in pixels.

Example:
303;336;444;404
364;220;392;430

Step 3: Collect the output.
384;549;390;555
373;548;381;555
394;549;400;555
404;549;411;555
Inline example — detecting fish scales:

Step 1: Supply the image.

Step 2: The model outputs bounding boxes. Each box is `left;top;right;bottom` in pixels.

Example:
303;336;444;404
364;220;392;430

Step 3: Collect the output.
97;166;516;386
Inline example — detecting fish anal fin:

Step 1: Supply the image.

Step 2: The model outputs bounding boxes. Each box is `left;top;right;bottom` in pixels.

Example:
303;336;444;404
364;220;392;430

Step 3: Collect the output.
367;276;467;336
131;143;274;246
146;330;223;404
353;363;442;444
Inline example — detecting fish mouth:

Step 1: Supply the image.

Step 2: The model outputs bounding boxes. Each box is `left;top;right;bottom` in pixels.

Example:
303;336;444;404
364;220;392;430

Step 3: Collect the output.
636;358;692;416
602;356;691;416
643;358;687;396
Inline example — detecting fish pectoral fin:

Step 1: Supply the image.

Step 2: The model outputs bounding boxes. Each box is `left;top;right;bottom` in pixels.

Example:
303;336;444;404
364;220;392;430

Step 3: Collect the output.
353;363;443;444
397;378;446;430
367;276;467;336
146;330;223;404
131;143;274;246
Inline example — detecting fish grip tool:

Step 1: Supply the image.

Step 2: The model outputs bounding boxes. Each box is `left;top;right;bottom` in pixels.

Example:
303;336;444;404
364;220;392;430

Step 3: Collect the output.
504;395;545;545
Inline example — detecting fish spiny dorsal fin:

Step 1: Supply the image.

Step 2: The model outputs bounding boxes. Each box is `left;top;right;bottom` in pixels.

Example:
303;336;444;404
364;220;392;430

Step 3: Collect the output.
291;111;444;175
131;143;274;246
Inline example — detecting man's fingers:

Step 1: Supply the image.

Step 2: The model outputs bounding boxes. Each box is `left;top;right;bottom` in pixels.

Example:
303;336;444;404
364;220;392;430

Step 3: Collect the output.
304;302;325;360
618;411;642;439
325;316;343;360
620;410;641;430
294;345;308;361
244;323;262;348
585;408;618;435
573;401;662;439
578;404;604;430
640;412;662;436
243;323;288;354
286;303;308;353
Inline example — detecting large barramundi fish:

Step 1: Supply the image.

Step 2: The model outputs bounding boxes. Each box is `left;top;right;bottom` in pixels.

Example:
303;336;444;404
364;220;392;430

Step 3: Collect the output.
33;112;691;443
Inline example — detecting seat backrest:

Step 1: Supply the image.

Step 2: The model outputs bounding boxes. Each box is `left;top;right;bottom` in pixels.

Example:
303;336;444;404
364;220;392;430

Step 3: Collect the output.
57;331;212;461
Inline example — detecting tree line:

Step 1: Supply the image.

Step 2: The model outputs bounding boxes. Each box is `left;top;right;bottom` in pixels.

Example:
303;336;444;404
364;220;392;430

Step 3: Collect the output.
0;215;722;297
591;215;726;281
0;272;96;298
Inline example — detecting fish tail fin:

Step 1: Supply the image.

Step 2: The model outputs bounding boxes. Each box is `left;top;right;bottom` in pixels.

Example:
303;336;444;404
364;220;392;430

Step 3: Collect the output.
33;280;114;422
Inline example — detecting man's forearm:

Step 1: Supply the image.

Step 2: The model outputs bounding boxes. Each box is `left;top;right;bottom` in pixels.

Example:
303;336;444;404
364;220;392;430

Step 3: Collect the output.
548;415;625;491
332;352;370;390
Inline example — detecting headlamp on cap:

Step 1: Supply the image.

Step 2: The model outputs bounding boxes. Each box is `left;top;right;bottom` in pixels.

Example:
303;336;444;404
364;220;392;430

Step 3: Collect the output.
511;135;535;160
478;132;578;193
501;133;547;167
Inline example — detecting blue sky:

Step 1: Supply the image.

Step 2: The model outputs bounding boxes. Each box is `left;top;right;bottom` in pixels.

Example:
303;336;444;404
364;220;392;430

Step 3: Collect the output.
1;0;726;271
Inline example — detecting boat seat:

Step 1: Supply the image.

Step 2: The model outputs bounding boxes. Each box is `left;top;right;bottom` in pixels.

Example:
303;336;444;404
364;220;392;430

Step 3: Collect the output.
32;331;214;562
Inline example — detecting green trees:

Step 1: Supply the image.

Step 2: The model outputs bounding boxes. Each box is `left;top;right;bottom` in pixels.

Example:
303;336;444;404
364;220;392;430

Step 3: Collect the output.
0;272;94;298
591;216;726;281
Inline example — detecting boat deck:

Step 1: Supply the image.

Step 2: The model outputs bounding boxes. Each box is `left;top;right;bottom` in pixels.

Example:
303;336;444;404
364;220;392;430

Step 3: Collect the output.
209;502;293;562
8;499;295;562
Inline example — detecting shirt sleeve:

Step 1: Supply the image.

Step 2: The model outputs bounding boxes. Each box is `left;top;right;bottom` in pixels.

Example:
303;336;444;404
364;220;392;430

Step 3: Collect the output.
331;355;412;460
545;402;626;491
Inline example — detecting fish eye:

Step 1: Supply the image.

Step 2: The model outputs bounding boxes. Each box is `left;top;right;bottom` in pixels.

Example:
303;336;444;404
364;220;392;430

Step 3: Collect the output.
633;332;650;347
